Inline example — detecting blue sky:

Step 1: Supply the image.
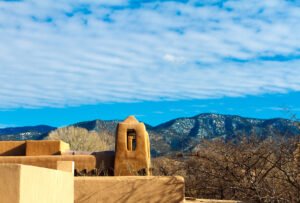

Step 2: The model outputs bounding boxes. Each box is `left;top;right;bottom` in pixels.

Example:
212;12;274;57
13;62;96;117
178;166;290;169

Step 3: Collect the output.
0;0;300;127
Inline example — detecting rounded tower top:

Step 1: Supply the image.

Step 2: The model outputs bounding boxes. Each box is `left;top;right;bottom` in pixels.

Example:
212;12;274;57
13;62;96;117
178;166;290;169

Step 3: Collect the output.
123;115;139;124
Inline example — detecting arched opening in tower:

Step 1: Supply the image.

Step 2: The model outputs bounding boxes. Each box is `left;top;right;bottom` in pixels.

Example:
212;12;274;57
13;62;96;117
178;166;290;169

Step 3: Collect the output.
127;129;137;151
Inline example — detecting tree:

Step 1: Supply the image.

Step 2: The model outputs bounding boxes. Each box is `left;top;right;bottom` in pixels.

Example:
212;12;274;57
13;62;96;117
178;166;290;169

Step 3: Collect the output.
47;126;114;151
153;135;300;202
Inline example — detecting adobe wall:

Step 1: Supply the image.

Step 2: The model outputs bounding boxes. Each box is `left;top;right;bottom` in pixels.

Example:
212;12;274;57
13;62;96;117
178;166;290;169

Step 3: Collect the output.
0;141;26;156
92;151;115;173
0;164;73;203
0;140;70;156
0;149;115;172
26;140;70;155
74;176;185;203
0;164;20;202
59;150;116;174
0;155;96;171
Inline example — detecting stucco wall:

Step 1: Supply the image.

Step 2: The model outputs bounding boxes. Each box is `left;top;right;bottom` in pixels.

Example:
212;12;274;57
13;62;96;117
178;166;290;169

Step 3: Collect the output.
0;155;96;171
0;164;73;203
74;176;185;203
0;140;70;156
0;141;26;156
26;140;70;156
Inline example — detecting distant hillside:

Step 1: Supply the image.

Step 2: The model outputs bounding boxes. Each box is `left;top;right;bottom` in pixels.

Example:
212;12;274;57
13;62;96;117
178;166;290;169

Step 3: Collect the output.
149;113;300;155
0;113;299;156
72;119;153;134
73;119;120;135
0;125;56;140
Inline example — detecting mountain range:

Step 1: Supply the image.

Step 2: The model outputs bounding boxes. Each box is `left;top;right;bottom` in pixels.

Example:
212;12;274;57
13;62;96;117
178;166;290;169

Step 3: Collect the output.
1;113;299;156
0;125;55;140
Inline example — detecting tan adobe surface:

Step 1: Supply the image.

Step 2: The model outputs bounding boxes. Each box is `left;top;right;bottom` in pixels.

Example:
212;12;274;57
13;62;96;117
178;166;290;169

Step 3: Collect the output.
74;176;184;203
0;141;26;156
0;140;70;156
26;140;70;156
0;155;96;171
91;151;115;170
57;161;75;174
114;116;151;176
0;164;73;203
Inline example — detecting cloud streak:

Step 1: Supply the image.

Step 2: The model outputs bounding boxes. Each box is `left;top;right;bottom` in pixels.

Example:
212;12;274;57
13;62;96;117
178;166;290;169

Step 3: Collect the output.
0;0;300;108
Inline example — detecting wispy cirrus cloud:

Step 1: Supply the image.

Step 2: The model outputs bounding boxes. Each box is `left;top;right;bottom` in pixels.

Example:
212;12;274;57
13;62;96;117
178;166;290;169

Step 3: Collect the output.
268;106;300;112
0;0;300;108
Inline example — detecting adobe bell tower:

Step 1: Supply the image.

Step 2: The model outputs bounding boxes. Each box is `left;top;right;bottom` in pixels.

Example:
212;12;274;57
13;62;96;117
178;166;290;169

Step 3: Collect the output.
114;116;151;176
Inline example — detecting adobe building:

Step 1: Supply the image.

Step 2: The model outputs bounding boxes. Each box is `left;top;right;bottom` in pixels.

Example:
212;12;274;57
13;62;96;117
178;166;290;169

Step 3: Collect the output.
114;116;151;176
0;116;152;176
0;140;97;171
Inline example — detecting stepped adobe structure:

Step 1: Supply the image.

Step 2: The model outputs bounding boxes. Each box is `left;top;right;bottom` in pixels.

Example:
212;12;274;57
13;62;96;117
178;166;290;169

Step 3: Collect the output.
0;116;152;176
0;140;97;171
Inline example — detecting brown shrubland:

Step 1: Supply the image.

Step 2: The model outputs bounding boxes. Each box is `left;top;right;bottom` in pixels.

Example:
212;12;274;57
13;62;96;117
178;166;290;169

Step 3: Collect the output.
47;126;114;152
153;135;300;202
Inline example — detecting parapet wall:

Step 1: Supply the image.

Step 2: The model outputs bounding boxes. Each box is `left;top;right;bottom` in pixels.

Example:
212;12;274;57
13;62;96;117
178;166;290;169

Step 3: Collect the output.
0;140;70;156
26;140;70;156
0;164;73;203
74;176;185;203
0;141;26;156
0;155;96;171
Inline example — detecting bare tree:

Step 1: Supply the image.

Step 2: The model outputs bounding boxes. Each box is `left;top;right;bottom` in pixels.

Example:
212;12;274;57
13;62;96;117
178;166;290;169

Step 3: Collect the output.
47;126;114;151
153;135;300;202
